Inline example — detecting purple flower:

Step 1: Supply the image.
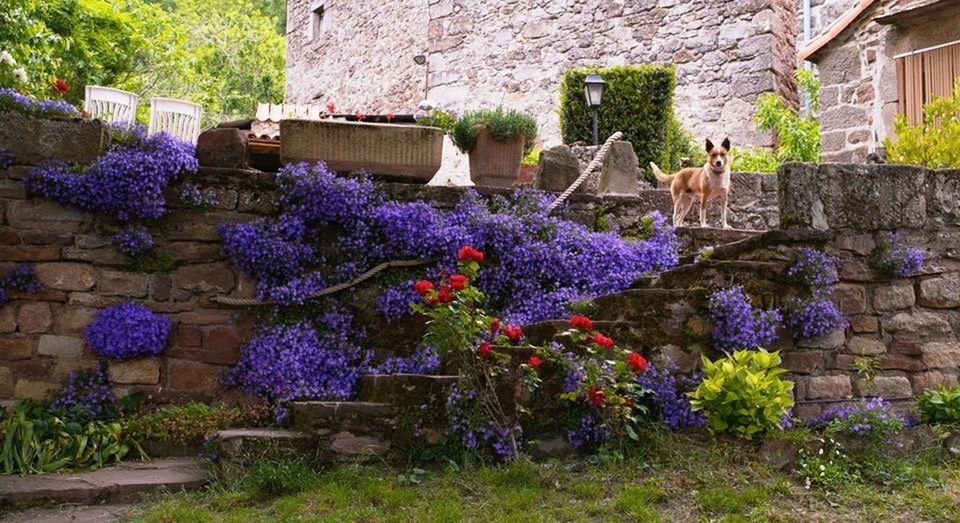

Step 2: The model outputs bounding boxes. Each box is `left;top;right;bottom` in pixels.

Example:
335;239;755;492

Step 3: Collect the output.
708;286;782;352
110;226;154;257
50;360;117;422
567;415;610;450
370;346;440;375
636;363;705;430
178;183;219;208
224;310;370;403
807;397;905;442
788;248;838;296
24;125;197;221
872;234;925;278
0;87;80;119
85;302;170;359
0;149;13;170
377;283;420;320
787;298;845;341
446;384;522;460
3;264;40;294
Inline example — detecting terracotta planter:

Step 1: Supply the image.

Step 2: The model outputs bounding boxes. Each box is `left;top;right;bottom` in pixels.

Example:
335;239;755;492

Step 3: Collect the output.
468;127;525;188
280;119;443;183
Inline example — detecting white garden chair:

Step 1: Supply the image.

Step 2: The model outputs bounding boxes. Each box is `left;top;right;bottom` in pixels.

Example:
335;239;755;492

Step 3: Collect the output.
83;86;138;124
148;97;202;144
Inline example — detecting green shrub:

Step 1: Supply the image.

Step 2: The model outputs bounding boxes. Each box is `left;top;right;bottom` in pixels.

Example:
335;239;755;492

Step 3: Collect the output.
125;401;272;445
521;147;542;167
917;385;960;425
730;69;821;173
688;349;794;440
416;108;458;135
885;79;960;168
449;107;539;154
665;117;707;171
559;65;675;178
1;400;143;474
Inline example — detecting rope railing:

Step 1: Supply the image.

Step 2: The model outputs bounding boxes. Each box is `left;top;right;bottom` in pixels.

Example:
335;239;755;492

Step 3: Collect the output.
211;133;623;307
547;131;623;212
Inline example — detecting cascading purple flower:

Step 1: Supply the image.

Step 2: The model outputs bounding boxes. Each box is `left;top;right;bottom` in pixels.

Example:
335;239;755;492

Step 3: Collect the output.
50;361;116;422
0;87;80;119
708;285;782;352
872;234;925;278
24;125;197;221
566;415;610;450
3;264;40;294
635;363;705;430
85;302;171;360
788;248;838;296
787;298;846;340
110;226;154;257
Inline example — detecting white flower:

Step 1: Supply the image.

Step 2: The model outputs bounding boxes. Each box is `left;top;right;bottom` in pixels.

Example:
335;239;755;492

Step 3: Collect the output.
818;448;823;455
0;51;14;66
819;464;826;471
13;67;27;82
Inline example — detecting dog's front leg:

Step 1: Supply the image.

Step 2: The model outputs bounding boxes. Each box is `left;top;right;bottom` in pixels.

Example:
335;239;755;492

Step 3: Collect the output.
699;197;709;228
721;192;730;229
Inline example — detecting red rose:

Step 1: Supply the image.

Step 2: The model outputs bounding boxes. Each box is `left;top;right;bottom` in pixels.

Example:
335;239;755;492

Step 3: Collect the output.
457;245;485;263
569;314;593;330
504;325;523;342
326;102;336;113
386;112;395;122
528;355;543;368
593;333;614;348
356;112;366;121
414;280;434;297
587;387;606;407
428;297;438;306
52;79;69;96
478;341;492;358
490;318;501;333
625;398;635;408
626;352;648;372
437;286;453;303
449;274;468;291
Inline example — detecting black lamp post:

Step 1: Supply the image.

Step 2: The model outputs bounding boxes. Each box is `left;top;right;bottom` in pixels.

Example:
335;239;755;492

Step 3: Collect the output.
584;74;606;145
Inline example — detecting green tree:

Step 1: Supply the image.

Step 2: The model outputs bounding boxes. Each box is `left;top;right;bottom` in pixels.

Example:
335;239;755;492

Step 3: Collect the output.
885;79;960;168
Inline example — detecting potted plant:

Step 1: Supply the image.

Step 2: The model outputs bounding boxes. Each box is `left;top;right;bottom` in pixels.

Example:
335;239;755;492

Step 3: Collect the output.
450;108;538;188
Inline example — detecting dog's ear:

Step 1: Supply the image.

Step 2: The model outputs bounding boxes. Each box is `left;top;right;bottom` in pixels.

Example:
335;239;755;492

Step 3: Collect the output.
705;138;714;153
721;137;731;151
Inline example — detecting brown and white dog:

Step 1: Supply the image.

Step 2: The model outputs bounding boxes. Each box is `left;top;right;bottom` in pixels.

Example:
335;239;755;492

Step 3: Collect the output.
650;138;732;229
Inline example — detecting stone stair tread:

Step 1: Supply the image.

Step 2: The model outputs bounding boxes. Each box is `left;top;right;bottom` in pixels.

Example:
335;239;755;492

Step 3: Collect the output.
0;458;208;509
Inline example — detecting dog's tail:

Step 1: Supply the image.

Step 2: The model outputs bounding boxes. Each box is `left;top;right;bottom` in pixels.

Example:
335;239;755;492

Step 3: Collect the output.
649;162;673;184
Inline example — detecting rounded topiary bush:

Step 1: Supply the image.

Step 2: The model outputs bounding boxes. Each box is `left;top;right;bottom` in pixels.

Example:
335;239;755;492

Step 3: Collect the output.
85;302;171;359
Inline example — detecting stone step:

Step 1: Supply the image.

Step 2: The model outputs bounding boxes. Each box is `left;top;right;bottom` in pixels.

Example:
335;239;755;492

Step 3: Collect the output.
0;458;207;509
358;373;458;404
634;259;792;297
215;428;316;461
289;401;399;460
675;226;763;256
689;228;834;263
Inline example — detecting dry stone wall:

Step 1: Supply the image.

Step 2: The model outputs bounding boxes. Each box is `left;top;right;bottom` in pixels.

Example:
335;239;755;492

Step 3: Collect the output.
286;0;798;150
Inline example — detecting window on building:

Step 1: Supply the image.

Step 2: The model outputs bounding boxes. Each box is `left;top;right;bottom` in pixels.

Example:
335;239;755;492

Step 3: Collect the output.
896;40;960;124
310;3;328;41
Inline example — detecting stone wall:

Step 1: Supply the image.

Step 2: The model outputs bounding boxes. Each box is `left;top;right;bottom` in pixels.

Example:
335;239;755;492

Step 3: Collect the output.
775;163;960;416
806;0;960;162
286;0;798;151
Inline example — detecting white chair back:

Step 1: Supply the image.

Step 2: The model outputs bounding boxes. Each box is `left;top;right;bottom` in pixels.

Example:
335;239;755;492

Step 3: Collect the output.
84;86;138;124
148;97;202;144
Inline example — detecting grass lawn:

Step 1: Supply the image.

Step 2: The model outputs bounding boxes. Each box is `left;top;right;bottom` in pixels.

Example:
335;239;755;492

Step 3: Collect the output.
129;430;960;522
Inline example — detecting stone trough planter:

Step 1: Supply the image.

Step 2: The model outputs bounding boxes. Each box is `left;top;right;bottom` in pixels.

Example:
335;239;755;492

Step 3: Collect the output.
468;127;525;188
0;111;111;166
280;119;443;183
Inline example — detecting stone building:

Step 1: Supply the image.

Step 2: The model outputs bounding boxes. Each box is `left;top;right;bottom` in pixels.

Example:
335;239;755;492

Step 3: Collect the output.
799;0;960;162
286;0;798;151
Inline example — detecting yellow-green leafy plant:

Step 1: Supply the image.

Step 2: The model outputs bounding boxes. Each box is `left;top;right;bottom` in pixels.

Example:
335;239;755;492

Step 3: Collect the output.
885;79;960;168
917;385;960;425
689;348;794;440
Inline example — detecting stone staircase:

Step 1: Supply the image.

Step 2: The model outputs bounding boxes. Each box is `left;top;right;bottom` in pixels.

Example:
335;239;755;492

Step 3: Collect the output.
220;227;838;460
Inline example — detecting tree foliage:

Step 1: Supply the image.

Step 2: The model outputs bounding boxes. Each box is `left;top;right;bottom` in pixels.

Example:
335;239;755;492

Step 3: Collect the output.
885;79;960;168
0;0;285;125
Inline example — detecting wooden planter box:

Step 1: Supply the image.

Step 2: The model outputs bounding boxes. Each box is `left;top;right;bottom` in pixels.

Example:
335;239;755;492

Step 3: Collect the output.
468;127;525;188
0;111;110;166
280;119;443;183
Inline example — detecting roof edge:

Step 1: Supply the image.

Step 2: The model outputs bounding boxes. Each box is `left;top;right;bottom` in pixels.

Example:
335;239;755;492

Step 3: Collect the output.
798;0;877;62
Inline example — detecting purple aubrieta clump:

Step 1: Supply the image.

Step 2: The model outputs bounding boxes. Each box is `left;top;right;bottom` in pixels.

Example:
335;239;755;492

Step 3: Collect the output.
807;397;905;442
708;285;782;352
788;248;839;296
110;226;154;257
220;162;682;323
635;363;706;430
446;385;521;460
50;360;116;422
872;234;925;278
787;298;846;341
566;415;610;450
377;283;420;320
85;302;171;360
0;87;80;119
24;125;197;221
224;311;370;402
3;264;41;294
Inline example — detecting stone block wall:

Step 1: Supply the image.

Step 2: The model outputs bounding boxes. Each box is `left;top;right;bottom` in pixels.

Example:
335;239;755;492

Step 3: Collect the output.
770;163;960;416
286;0;798;150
